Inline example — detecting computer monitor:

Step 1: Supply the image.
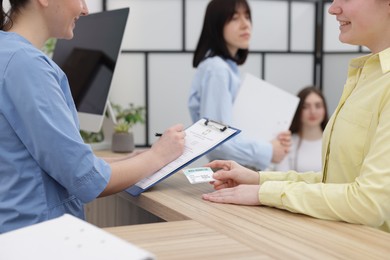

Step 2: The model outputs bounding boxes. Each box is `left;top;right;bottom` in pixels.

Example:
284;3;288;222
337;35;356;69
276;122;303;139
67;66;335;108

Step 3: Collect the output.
52;8;129;132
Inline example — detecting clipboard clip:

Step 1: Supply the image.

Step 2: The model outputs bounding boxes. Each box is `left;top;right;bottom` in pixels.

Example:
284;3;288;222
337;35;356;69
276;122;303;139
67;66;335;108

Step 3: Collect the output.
204;119;228;132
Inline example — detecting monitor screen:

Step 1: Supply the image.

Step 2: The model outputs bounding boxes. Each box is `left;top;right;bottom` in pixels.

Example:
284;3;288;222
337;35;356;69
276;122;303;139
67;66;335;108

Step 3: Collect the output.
52;8;129;132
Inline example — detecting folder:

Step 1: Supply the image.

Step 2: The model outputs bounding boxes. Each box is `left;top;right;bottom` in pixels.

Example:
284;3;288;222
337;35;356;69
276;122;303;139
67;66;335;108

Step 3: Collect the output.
126;118;241;196
0;214;154;260
233;73;299;141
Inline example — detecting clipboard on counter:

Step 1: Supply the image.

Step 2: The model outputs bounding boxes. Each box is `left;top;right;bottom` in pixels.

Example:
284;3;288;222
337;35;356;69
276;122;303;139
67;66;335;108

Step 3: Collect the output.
126;118;241;196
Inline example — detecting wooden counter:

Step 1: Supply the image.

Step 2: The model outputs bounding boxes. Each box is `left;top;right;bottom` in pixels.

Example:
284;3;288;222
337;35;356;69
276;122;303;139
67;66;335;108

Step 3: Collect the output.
104;220;264;259
93;150;390;259
113;173;390;259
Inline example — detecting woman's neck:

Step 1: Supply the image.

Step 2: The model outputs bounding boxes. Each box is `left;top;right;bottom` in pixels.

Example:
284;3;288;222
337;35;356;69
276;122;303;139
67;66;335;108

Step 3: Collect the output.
300;125;323;141
7;8;49;49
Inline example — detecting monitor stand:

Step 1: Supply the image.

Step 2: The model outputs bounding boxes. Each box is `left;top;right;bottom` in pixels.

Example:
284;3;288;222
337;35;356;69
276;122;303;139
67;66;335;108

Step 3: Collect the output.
88;101;117;151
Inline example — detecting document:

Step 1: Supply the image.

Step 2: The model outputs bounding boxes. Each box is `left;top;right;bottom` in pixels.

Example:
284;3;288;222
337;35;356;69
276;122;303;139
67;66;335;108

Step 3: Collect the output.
0;214;154;260
233;73;299;141
126;118;240;196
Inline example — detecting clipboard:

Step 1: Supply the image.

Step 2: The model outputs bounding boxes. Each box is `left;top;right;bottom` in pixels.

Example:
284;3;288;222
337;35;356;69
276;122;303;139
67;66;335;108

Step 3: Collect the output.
126;118;241;196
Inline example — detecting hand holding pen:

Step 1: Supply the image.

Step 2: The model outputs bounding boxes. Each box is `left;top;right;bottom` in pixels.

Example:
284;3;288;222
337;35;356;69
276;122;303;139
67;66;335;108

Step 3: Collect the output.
151;124;186;163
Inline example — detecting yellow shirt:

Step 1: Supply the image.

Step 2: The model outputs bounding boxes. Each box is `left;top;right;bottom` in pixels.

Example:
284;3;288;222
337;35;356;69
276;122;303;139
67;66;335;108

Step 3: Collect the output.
259;47;390;232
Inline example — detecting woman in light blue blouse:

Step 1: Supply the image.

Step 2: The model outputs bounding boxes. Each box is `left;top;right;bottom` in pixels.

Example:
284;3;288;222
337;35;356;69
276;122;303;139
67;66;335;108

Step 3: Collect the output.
0;0;185;233
188;0;290;170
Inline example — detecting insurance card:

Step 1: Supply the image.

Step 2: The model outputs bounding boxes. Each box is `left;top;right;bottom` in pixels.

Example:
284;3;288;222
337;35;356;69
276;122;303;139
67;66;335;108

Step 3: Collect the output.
182;167;215;184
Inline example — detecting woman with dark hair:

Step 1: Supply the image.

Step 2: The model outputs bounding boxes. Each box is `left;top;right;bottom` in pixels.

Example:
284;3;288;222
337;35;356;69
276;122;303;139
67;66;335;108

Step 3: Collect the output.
188;0;291;171
275;86;328;172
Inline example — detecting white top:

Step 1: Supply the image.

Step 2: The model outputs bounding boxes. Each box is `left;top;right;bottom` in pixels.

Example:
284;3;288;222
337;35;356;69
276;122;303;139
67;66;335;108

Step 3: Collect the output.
274;134;322;172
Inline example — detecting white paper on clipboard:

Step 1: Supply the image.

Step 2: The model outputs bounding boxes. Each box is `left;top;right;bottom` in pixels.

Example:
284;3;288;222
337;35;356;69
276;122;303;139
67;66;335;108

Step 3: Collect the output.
233;73;299;141
126;118;241;196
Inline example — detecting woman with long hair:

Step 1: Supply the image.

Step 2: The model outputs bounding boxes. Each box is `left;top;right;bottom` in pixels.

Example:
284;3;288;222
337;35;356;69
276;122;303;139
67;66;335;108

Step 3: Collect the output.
275;86;328;172
188;0;290;171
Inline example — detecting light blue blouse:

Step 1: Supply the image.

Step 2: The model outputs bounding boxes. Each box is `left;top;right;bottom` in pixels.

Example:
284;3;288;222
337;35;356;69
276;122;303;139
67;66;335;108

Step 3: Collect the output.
0;31;111;233
188;56;272;170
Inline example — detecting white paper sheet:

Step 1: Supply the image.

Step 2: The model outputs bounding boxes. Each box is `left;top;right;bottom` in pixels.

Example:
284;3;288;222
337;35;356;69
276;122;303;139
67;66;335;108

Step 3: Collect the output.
233;73;299;141
0;214;154;260
134;118;239;190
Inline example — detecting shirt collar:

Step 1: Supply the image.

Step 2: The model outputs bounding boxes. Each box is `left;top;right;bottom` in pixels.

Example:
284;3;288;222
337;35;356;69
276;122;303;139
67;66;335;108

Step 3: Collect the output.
349;47;390;74
379;47;390;74
225;58;239;74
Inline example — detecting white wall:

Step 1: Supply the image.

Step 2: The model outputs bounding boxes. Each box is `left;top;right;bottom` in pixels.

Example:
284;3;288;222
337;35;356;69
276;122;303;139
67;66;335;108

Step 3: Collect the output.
3;0;101;13
103;0;321;146
3;0;10;11
47;0;364;146
8;0;366;149
85;0;103;13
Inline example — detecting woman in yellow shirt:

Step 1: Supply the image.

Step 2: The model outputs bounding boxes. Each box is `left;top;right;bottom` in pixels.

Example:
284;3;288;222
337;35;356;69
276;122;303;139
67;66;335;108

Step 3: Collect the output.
202;0;390;232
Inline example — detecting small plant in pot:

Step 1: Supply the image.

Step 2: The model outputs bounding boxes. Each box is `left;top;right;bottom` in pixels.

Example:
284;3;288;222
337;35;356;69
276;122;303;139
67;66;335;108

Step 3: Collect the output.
111;103;145;153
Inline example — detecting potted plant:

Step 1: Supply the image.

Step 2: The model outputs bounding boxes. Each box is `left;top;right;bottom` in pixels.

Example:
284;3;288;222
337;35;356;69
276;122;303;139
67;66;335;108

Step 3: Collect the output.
111;103;145;153
42;38;57;58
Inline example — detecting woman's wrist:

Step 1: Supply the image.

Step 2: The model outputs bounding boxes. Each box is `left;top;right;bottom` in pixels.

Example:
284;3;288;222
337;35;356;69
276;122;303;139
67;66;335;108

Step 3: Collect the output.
257;171;261;185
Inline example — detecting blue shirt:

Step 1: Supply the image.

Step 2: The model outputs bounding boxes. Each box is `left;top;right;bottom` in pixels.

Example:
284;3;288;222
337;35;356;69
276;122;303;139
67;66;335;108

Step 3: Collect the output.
0;31;111;233
188;56;272;170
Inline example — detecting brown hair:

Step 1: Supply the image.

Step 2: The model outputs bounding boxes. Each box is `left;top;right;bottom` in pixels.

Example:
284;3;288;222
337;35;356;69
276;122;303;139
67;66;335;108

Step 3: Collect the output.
1;0;28;30
289;86;329;134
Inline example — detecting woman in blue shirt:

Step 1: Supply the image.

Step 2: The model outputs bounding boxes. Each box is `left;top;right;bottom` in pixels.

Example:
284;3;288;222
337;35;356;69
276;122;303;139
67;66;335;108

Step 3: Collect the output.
188;0;291;171
0;0;185;233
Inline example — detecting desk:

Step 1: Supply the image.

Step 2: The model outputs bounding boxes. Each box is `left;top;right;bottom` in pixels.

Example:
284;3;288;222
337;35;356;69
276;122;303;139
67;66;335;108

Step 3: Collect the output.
86;150;164;227
104;220;264;259
95;151;390;259
109;173;390;259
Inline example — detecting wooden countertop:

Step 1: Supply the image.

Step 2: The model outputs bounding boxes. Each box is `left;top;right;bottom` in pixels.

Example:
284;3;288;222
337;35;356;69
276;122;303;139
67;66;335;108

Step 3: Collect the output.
96;150;390;259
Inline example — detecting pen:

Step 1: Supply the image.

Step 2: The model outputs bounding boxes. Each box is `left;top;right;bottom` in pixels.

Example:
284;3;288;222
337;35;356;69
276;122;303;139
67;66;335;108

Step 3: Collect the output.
155;133;163;137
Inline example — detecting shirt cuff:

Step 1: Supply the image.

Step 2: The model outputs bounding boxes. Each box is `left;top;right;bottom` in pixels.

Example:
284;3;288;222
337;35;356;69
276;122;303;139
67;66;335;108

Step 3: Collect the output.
259;171;296;184
72;158;111;203
259;181;286;207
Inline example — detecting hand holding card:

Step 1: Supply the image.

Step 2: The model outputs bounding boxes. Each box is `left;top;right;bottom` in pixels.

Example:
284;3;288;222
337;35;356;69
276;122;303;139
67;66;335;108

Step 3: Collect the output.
183;167;215;184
